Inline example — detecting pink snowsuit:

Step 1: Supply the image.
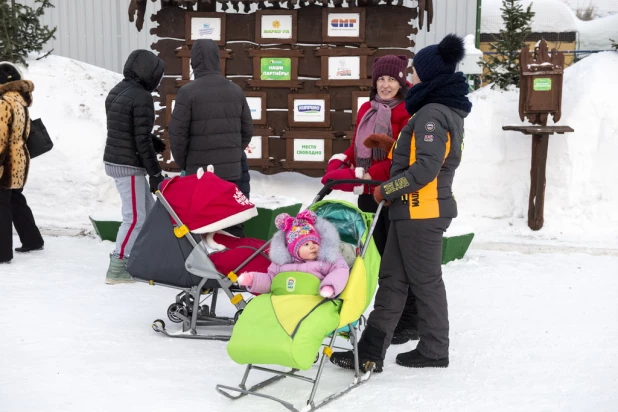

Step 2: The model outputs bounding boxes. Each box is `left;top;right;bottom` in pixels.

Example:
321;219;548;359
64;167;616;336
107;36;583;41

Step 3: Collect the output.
246;256;350;296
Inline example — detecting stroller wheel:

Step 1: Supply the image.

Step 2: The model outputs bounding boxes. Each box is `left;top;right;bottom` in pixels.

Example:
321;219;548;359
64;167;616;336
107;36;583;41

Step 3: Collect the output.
167;303;188;323
233;309;243;323
152;319;165;331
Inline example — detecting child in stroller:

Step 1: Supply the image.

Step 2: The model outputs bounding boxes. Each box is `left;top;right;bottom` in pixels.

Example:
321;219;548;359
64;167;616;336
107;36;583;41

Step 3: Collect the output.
237;210;350;298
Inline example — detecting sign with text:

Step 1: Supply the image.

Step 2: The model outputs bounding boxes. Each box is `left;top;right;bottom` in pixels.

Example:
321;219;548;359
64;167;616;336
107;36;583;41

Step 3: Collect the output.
293;99;326;123
328;56;361;80
190;17;222;41
245;136;263;159
246;97;263;121
261;15;293;39
260;58;292;80
327;12;361;38
293;139;325;162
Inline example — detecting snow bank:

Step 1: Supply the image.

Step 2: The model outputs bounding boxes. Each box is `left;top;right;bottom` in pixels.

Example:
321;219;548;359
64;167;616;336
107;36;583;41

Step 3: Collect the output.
576;14;618;51
23;56;123;234
457;51;618;246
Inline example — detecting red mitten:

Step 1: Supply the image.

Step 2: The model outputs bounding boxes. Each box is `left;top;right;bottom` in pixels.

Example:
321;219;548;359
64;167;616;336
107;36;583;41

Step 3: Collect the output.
325;153;349;174
321;167;364;192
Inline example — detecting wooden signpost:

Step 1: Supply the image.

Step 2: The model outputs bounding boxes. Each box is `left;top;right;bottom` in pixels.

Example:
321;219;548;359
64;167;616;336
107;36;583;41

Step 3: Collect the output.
503;40;574;230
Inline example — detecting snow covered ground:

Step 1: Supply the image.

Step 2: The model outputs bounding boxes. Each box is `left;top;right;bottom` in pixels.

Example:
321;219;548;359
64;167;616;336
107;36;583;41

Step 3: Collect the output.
2;45;617;411
1;235;617;412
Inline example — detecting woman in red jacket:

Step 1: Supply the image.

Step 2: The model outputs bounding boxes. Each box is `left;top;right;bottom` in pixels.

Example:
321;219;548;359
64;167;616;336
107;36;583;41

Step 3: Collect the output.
322;55;418;344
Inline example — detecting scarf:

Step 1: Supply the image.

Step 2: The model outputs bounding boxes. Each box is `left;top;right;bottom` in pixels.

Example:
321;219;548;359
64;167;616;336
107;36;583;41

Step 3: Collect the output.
405;72;472;116
354;96;402;172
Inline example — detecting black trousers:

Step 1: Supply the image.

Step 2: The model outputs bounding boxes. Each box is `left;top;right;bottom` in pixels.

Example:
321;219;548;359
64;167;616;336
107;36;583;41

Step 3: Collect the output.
363;218;452;360
0;188;44;262
357;194;418;330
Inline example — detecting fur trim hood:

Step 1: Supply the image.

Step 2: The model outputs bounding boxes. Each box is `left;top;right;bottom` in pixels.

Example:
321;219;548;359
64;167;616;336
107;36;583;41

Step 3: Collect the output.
269;215;341;265
0;80;34;107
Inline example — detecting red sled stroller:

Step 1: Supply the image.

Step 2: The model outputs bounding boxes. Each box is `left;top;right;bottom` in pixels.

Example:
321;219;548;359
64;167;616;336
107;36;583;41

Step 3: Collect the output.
126;167;271;340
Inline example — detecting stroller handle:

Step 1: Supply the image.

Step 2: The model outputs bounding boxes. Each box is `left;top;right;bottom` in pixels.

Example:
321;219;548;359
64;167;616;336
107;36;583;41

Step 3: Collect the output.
315;179;384;202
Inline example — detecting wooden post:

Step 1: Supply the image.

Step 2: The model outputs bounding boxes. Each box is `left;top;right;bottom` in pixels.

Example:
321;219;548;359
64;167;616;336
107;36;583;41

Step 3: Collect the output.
528;132;549;230
503;125;573;231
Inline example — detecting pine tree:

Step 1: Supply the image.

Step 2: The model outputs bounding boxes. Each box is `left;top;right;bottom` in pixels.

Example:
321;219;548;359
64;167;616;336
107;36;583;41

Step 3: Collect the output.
480;0;535;90
0;0;57;66
611;39;617;51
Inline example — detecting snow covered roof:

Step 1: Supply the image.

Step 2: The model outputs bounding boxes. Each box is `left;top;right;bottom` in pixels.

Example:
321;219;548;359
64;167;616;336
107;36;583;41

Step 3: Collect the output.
482;0;579;33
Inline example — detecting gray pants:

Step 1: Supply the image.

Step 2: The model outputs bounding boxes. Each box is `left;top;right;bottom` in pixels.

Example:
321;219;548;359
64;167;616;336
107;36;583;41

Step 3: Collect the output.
112;175;154;259
366;218;451;360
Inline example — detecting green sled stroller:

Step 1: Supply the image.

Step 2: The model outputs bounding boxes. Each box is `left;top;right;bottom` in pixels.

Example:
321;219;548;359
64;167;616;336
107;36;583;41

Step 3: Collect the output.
216;179;386;411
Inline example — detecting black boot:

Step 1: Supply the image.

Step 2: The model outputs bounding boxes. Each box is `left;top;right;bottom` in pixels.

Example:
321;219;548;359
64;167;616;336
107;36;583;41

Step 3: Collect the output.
391;325;419;345
329;350;383;373
330;325;387;373
15;245;44;253
395;349;449;368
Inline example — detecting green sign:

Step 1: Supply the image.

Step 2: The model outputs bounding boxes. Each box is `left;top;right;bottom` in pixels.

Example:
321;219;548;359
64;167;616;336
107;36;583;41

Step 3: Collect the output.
533;78;552;91
260;58;291;80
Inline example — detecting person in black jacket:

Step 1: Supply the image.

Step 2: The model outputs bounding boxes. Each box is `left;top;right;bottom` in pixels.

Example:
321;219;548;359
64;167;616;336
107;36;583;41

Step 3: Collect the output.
169;39;253;185
330;34;472;371
103;49;165;285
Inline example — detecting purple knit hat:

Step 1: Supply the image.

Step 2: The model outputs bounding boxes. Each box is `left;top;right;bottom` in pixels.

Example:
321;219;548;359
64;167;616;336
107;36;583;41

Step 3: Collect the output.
274;210;321;260
371;55;408;88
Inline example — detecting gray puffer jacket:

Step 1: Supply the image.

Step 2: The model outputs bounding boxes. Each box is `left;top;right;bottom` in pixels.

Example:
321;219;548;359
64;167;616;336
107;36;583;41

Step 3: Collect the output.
169;39;253;181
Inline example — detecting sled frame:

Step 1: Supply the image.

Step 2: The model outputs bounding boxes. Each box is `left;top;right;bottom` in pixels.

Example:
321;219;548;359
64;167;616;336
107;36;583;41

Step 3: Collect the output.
144;191;272;340
215;324;376;411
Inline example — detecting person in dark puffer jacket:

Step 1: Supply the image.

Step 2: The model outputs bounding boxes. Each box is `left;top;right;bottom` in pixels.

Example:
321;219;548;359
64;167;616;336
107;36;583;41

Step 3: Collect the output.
103;49;165;285
169;39;253;184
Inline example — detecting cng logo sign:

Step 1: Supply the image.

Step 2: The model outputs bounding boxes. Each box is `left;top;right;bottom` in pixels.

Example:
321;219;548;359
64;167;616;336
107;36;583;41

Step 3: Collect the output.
327;12;361;38
330;18;357;28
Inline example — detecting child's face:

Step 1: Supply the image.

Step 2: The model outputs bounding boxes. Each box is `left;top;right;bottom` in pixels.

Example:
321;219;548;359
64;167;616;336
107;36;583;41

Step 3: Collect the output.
298;241;320;261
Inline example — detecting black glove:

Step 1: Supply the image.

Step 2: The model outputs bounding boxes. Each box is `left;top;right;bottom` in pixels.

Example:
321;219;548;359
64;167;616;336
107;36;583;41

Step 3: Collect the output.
151;134;166;154
149;173;165;194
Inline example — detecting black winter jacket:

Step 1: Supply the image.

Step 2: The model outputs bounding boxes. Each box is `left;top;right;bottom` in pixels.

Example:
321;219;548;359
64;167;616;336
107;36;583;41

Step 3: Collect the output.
103;49;164;177
379;103;468;220
169;39;253;181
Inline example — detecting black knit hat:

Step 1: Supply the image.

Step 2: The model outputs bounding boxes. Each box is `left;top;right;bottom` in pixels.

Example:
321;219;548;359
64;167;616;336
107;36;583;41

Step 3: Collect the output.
372;55;408;88
413;34;465;82
0;62;23;85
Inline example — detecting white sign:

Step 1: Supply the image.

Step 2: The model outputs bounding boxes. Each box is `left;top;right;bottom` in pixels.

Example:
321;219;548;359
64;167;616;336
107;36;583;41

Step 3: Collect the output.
327;12;360;38
190;17;222;41
245;136;262;159
357;96;370;110
328;56;360;80
261;15;293;39
293;99;326;123
293;139;325;162
246;97;263;121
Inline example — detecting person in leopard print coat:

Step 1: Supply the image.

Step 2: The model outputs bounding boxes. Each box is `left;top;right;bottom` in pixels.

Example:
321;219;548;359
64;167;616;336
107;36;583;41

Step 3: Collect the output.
0;62;44;264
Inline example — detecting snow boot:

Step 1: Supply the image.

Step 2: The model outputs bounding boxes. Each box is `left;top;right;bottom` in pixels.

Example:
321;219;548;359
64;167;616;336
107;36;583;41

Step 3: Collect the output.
395;349;449;368
105;255;135;285
15;245;44;253
330;325;386;373
391;326;419;345
329;350;383;373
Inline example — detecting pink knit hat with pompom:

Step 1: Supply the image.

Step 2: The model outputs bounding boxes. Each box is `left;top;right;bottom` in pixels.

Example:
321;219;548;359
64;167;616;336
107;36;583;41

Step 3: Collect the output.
274;210;321;260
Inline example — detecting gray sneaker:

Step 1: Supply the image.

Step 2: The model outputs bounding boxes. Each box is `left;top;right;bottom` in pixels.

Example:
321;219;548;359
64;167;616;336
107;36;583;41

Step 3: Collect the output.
105;255;135;285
